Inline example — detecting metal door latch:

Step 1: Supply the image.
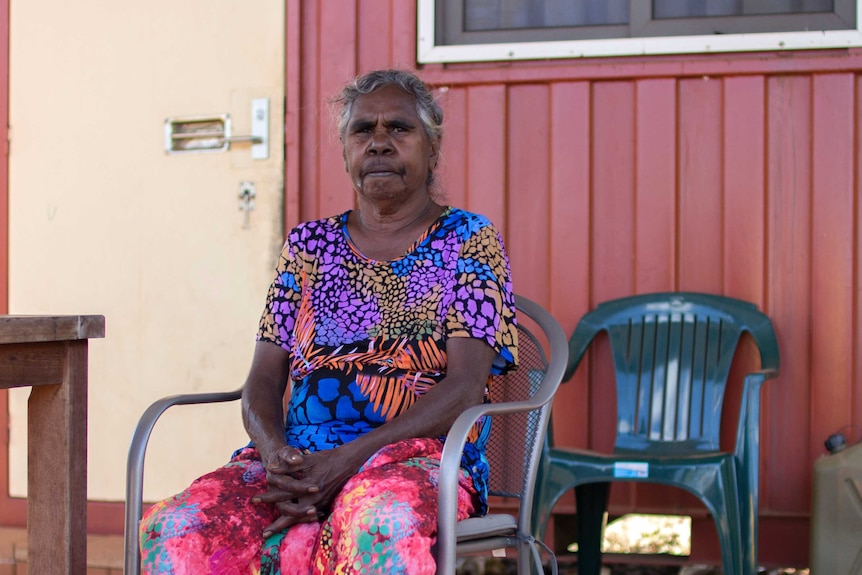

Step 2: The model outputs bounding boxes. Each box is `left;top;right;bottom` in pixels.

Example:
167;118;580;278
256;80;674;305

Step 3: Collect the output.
164;98;269;159
239;181;256;228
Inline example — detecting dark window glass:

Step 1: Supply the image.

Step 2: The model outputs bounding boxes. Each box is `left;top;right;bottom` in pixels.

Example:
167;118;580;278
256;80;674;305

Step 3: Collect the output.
437;0;854;46
465;0;629;31
653;0;834;18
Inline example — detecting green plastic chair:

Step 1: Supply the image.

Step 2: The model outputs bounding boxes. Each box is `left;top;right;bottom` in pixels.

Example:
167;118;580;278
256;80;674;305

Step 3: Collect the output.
531;292;779;575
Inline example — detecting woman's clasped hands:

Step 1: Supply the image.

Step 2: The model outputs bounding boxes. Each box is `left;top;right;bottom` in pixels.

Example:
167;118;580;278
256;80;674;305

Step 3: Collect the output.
252;444;359;538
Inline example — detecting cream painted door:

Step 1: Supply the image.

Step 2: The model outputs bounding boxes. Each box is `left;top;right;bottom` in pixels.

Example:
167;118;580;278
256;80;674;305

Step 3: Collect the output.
8;1;285;501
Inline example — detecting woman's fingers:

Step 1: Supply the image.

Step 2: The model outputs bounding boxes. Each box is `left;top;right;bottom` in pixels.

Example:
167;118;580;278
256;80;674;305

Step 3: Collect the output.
262;470;319;495
260;502;320;538
252;480;318;504
266;445;305;474
261;514;296;539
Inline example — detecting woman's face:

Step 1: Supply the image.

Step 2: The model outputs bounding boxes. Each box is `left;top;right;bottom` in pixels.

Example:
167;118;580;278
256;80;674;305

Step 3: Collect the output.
342;85;439;205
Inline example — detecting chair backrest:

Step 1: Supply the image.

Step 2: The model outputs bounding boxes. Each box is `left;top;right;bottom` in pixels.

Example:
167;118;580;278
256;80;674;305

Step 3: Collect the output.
567;292;779;454
486;295;568;515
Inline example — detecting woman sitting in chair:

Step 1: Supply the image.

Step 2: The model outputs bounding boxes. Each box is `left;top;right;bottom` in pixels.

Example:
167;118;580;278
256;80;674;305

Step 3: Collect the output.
140;68;518;575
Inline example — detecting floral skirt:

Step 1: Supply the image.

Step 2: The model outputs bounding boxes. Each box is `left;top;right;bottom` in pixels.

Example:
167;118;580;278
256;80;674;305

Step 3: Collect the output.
140;437;478;575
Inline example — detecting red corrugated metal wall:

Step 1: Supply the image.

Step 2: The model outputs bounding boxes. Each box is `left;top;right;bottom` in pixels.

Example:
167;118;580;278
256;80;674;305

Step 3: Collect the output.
285;1;862;567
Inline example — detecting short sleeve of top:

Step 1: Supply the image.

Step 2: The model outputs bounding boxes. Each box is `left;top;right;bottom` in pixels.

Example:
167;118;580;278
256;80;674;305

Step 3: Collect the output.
255;207;517;513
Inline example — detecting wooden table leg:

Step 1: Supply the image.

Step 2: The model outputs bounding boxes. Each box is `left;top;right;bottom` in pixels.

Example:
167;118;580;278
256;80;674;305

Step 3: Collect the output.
27;340;88;575
0;315;103;575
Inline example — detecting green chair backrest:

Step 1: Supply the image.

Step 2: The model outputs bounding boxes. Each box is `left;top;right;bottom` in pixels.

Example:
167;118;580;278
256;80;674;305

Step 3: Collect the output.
567;292;780;455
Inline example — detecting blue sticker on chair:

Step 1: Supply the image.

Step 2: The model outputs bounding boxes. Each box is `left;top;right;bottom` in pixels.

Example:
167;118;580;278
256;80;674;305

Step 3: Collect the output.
614;462;649;478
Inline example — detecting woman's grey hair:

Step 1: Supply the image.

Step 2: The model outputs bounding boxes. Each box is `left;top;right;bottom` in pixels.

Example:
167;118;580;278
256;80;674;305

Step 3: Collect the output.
333;69;444;143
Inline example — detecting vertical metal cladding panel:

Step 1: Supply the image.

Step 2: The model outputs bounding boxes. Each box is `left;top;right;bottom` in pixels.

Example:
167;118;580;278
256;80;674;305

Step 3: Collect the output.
678;77;724;292
591;81;637;303
765;75;813;514
316;2;357;219
466;85;507;231
284;0;303;231
857;75;862;451
810;73;856;487
437;85;469;209
356;0;393;71
549;81;592;450
720;76;767;480
634;78;677;295
295;0;322;224
508;83;552;304
722;76;766;305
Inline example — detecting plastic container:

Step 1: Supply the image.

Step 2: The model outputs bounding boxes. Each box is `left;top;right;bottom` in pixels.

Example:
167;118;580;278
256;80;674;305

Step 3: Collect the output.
810;434;862;574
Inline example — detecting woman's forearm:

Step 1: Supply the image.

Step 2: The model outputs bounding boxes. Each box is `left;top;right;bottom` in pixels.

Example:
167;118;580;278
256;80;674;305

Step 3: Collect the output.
241;340;293;464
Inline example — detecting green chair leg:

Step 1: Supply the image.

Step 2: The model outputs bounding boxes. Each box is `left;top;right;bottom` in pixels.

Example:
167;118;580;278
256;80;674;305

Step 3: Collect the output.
575;482;610;575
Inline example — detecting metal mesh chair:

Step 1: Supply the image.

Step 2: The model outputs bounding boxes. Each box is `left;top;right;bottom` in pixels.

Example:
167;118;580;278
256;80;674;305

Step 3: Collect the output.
124;294;567;575
437;294;568;575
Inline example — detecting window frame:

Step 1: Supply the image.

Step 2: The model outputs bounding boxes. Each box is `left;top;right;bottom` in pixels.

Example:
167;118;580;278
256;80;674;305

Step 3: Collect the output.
416;0;862;64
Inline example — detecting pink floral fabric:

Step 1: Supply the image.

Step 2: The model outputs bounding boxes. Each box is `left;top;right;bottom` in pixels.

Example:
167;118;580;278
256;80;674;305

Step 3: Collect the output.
140;438;477;574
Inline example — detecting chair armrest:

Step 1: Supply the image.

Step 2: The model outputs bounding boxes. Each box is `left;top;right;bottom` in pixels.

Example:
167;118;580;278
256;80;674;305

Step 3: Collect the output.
124;389;243;575
562;320;601;382
731;368;777;569
436;398;553;575
733;368;778;509
733;369;778;460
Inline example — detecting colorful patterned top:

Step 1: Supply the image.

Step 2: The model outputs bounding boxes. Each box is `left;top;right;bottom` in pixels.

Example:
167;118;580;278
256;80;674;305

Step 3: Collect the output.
256;206;518;513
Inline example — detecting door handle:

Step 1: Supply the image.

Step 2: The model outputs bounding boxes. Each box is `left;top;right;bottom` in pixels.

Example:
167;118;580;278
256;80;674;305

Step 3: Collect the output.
222;135;263;144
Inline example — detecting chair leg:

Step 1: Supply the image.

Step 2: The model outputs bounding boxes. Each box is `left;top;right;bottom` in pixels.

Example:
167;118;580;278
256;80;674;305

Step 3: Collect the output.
575;482;610;575
531;482;556;543
701;467;744;575
712;508;743;575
